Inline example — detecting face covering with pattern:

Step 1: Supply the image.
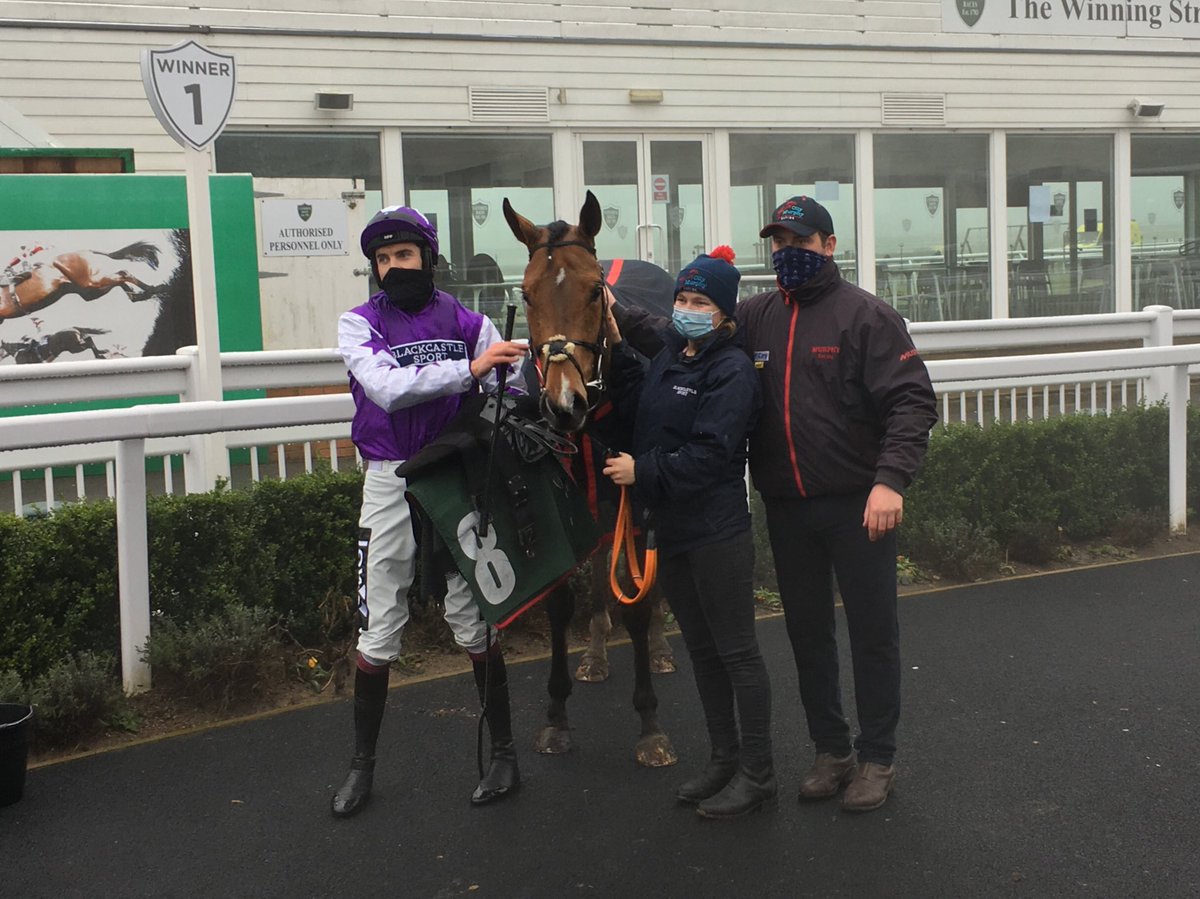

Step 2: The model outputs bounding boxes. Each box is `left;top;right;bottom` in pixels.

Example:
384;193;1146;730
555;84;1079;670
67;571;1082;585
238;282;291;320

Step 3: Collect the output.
772;246;828;294
672;307;716;340
380;267;435;312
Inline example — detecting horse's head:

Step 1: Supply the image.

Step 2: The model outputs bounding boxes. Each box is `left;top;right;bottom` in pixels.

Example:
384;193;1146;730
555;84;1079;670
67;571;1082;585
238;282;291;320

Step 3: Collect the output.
503;191;604;433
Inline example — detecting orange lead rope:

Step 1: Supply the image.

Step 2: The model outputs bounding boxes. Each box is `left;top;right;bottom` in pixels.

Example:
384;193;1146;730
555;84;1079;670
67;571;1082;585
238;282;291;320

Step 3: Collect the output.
609;483;657;605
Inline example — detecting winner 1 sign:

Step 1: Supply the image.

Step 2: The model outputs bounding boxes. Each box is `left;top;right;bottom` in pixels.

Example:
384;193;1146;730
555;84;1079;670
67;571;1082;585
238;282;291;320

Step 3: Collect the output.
141;40;237;492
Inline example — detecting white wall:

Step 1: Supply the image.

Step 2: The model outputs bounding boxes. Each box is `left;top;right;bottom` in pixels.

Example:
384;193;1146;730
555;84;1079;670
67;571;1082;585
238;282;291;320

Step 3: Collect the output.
2;0;1199;174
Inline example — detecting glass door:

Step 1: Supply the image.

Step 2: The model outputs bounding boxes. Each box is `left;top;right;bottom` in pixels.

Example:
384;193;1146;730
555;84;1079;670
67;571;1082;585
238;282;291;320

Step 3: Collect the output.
578;135;708;275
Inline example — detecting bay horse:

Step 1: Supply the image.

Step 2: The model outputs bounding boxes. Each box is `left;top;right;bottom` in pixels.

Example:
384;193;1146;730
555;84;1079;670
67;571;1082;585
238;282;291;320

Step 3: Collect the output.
0;327;110;364
0;242;167;321
503;190;677;768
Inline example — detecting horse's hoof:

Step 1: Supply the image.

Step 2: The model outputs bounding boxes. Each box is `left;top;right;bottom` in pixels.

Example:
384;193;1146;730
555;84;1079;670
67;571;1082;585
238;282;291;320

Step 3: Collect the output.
534;725;573;755
635;734;679;768
650;654;677;675
574;655;609;683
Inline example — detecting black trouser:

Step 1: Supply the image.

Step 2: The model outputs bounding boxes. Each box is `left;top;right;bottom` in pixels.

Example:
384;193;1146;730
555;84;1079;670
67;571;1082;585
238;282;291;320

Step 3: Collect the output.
657;529;773;770
764;491;900;767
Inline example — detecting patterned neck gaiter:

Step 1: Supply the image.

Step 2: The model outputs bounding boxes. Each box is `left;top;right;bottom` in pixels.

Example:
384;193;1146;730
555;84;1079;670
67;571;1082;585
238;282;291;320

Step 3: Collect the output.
771;246;828;294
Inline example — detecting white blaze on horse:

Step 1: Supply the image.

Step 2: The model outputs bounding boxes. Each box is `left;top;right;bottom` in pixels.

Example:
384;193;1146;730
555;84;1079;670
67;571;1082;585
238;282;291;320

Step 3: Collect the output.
503;191;678;768
0;242;169;321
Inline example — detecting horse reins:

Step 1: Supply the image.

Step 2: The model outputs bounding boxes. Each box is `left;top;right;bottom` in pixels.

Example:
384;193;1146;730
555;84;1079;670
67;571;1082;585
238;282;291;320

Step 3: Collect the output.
525;238;608;406
609;482;657;605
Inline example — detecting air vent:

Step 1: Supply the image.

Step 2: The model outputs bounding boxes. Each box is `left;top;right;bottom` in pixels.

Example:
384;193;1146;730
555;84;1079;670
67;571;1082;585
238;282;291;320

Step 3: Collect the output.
881;94;946;127
468;87;550;123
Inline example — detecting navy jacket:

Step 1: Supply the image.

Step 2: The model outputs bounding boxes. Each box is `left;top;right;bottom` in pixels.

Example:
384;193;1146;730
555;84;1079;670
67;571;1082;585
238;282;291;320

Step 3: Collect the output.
608;326;761;557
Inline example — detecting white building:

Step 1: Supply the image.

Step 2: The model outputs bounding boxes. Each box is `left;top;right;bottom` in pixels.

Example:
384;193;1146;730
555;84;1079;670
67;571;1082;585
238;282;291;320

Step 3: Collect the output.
3;0;1200;344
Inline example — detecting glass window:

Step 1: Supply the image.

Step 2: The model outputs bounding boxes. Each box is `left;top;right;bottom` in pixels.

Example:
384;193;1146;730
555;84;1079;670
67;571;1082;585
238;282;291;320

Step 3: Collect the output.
1006;135;1113;317
874;134;990;321
214;132;382;188
1132;134;1200;309
730;133;857;298
404;134;553;327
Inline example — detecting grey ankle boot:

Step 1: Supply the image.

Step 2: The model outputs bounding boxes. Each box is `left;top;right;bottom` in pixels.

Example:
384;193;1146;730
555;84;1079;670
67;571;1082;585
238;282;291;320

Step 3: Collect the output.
696;763;778;819
676;746;739;804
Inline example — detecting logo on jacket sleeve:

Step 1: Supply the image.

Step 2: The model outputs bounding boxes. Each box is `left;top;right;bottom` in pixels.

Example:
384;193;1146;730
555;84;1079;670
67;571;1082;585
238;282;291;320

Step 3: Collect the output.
391;339;468;367
753;350;770;369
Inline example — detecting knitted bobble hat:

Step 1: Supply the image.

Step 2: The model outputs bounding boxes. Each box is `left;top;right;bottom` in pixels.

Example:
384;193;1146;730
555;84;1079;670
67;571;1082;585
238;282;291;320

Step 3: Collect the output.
674;245;741;317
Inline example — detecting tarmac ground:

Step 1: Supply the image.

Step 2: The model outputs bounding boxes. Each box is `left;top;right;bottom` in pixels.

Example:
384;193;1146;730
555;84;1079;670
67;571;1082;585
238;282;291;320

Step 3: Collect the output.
2;554;1198;898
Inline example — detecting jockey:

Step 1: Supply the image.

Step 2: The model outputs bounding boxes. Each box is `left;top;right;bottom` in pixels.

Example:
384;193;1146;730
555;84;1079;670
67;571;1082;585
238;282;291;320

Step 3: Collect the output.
330;206;529;817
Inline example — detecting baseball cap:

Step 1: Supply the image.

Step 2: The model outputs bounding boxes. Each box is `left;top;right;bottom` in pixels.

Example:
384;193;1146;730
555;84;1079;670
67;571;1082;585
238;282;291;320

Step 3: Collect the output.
759;196;836;239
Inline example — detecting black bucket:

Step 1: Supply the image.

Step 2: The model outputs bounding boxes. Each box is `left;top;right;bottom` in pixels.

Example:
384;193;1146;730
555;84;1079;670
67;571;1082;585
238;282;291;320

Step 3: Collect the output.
0;704;34;808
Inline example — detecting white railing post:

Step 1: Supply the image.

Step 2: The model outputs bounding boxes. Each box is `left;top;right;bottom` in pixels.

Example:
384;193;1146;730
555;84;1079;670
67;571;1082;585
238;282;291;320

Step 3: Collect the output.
115;438;152;694
1168;363;1189;534
1145;305;1174;404
178;345;205;492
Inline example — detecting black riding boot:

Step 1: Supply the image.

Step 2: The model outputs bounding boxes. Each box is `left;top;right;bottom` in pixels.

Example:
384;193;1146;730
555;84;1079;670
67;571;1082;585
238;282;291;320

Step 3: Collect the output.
696;763;778;819
675;745;739;804
470;648;521;806
331;663;389;818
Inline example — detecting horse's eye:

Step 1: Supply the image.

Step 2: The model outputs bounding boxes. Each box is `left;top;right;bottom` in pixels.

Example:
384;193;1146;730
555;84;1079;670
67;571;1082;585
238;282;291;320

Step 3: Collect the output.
521;290;532;305
590;285;603;303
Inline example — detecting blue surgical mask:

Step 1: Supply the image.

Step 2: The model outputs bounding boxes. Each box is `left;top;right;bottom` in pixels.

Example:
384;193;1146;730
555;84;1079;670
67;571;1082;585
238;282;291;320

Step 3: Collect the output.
772;246;828;293
672;307;715;339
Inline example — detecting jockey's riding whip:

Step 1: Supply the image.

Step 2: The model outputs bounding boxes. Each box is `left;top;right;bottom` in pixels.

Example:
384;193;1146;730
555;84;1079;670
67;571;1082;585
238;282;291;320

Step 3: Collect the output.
476;302;516;782
478;302;518;540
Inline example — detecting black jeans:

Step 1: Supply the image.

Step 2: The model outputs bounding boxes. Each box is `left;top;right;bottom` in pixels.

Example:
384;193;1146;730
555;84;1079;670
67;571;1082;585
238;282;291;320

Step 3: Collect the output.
657;529;773;770
764;492;900;766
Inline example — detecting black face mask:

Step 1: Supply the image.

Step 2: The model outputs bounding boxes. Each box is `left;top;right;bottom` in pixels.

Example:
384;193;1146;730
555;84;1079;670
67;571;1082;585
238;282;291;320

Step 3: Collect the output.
380;267;434;313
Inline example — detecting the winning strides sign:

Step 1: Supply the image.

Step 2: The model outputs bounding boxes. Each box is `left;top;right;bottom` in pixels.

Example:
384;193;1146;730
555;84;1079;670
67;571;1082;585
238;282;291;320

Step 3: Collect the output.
140;40;236;150
943;0;1200;34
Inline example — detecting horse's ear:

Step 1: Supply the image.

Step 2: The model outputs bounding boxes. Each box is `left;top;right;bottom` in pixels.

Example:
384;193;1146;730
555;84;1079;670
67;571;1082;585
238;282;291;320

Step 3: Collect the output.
503;198;539;249
579;190;602;240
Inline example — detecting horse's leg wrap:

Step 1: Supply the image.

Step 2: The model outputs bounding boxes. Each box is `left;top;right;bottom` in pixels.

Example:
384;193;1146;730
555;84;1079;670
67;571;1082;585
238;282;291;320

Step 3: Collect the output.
470;644;520;805
331;657;389;818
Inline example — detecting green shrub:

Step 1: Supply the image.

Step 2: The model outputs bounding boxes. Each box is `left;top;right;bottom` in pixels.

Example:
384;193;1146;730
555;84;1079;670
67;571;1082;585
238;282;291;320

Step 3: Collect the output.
900;515;1002;582
27;652;131;749
0;668;27;704
142;603;278;710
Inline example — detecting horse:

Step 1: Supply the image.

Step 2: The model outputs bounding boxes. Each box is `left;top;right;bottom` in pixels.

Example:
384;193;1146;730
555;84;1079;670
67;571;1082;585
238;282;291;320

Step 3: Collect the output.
570;258;678;683
0;327;110;364
502;190;677;768
0;242;168;321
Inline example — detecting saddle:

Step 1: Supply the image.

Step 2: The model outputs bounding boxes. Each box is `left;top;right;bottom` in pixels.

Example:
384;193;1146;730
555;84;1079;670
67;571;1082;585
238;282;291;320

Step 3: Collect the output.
398;393;601;628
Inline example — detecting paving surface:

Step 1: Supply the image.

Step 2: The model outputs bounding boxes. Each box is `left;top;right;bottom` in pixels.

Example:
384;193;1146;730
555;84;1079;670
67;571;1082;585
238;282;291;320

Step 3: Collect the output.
2;555;1198;898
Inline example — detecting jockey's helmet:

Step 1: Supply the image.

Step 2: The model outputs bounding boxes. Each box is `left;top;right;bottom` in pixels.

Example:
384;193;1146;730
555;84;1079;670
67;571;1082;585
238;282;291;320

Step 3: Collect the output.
360;206;438;275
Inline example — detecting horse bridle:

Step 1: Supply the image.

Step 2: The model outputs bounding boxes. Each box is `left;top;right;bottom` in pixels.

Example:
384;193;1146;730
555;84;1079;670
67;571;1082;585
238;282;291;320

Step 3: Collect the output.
525;238;608;407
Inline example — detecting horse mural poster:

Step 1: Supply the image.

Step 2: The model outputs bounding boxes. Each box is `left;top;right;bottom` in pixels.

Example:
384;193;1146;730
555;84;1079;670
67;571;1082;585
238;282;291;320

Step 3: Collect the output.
0;173;261;370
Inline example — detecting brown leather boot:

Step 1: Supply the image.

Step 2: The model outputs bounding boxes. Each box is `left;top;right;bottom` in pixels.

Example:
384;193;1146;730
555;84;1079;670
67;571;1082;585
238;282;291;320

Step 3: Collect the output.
798;751;857;801
841;761;896;812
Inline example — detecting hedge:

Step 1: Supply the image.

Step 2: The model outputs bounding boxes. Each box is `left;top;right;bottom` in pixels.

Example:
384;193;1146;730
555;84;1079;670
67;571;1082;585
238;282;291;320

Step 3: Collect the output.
2;404;1198;683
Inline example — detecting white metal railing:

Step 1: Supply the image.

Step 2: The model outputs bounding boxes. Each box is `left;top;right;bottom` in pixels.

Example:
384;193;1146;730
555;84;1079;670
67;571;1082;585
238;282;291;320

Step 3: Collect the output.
2;333;1199;693
4;305;1200;515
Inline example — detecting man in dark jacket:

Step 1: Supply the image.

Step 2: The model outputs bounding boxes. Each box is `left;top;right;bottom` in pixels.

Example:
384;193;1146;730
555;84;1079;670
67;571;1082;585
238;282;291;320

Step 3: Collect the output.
613;197;937;812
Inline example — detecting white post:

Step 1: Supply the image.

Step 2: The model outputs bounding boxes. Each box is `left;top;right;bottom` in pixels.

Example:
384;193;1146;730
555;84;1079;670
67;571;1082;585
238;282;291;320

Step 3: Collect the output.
116;438;152;693
1144;304;1173;404
1168;363;1188;534
184;147;230;490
